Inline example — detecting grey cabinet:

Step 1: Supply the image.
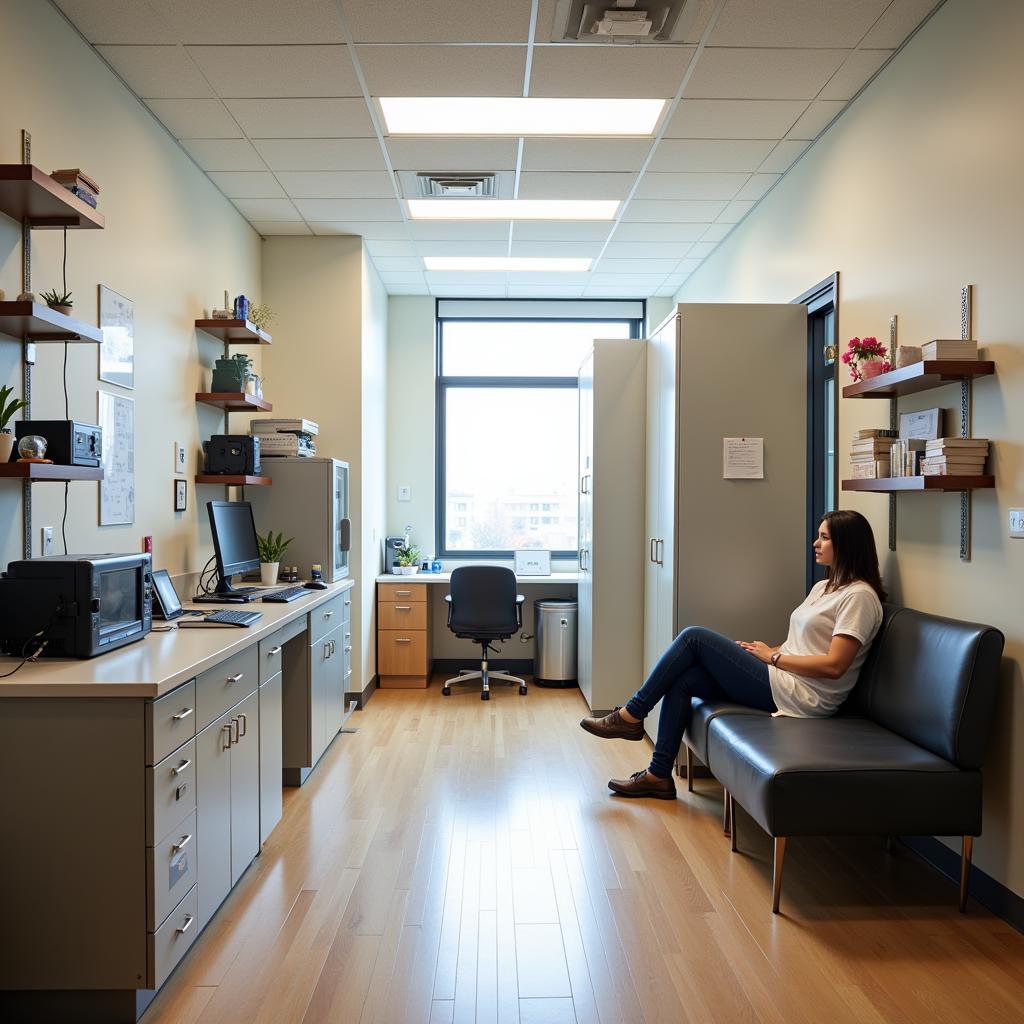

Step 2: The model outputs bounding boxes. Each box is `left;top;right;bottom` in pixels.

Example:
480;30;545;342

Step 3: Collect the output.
230;690;260;883
259;671;283;845
311;623;344;765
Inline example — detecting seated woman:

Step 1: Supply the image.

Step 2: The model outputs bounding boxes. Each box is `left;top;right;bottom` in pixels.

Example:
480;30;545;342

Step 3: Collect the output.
580;509;886;799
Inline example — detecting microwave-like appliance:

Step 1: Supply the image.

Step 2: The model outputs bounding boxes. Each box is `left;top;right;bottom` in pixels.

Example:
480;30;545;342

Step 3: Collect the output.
0;553;153;659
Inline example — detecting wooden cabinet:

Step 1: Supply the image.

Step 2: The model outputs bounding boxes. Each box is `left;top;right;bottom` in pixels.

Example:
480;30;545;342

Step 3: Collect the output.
377;582;432;687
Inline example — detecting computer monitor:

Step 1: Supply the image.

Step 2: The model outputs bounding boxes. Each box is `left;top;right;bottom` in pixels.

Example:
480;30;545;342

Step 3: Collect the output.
207;500;261;595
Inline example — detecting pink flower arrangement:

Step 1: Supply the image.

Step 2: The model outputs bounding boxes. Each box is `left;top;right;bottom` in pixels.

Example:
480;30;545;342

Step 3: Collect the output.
841;336;892;382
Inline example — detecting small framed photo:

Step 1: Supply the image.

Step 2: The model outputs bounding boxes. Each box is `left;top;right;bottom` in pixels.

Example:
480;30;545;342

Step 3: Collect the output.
174;478;187;512
514;550;551;576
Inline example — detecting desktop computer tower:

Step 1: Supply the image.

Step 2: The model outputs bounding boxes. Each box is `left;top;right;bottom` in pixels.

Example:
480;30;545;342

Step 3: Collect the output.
247;458;350;582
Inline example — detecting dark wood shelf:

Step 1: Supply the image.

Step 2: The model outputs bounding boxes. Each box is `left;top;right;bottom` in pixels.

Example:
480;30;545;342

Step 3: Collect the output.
0;165;104;229
0;302;103;343
842;475;994;492
195;392;273;412
843;360;994;399
195;319;271;345
0;462;103;481
195;474;272;487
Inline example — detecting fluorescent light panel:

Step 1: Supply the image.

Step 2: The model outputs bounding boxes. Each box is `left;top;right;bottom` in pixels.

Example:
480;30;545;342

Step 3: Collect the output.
424;257;592;273
380;97;666;137
407;199;618;220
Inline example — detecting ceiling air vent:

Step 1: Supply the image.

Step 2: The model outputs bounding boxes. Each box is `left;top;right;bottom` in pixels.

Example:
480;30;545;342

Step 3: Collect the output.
417;173;497;198
553;0;688;43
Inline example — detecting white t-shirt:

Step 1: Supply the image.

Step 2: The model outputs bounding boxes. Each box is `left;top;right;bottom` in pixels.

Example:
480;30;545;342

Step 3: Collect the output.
768;579;883;718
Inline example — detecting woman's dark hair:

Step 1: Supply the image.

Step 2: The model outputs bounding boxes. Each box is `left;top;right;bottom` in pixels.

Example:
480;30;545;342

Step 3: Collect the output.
821;510;887;601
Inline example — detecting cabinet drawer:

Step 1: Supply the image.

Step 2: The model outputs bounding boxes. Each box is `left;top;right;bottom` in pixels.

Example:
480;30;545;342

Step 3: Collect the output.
377;630;429;675
259;617;305;684
148;884;198;990
147;738;197;846
195;646;258;731
310;594;346;645
377;601;427;630
148;809;198;931
146;680;197;766
378;582;426;604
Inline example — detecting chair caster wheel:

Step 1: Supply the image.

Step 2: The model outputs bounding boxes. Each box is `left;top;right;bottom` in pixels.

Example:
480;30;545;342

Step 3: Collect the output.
519;686;528;695
481;691;490;701
442;687;451;696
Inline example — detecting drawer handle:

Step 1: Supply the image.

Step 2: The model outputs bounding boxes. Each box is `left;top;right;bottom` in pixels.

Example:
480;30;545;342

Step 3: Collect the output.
344;645;352;653
171;758;192;776
238;713;247;738
394;590;411;596
344;599;352;606
324;641;332;659
231;718;240;744
227;673;244;684
176;913;195;936
268;645;283;656
323;610;335;619
395;638;412;644
222;723;233;750
171;707;193;721
172;833;193;853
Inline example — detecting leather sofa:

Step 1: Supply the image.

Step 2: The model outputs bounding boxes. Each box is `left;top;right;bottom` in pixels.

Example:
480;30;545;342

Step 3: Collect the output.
681;605;1004;913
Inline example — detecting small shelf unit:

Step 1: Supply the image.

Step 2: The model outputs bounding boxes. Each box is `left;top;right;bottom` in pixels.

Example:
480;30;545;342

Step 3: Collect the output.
194;474;271;487
0;463;103;482
195;319;271;345
842;475;994;493
0;301;103;343
842;360;994;400
195;392;273;413
0;164;104;229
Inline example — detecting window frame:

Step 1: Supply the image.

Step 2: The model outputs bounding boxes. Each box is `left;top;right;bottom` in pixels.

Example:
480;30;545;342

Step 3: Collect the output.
435;301;643;560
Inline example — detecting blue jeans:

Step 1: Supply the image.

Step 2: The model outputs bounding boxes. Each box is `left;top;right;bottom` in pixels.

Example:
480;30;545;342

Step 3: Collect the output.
626;626;777;779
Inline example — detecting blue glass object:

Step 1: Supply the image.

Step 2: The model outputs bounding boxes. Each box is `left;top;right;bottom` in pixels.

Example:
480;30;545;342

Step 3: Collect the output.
432;558;442;573
233;294;250;320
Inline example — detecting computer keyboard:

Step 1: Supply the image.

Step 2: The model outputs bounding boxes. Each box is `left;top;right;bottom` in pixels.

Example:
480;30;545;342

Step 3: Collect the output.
204;609;263;627
261;586;311;603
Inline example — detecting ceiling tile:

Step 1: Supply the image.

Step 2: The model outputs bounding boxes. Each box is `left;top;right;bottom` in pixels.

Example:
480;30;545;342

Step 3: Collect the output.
518;172;635;201
254;139;386;171
232;197;303;221
395;169;516;200
144;99;242;138
251;221;313;235
665;99;806;139
311;221;387;235
409;221;512;240
208;171;286;198
344;0;533;42
488;271;592;287
378;272;428;284
278;171;396;199
376;257;428;272
180;139;266;171
758;139;810;174
735;173;780;200
700;223;734;242
508;285;586;298
432;284;508;295
54;0;179;43
685;47;847;100
510;222;611;241
686;241;719;258
676;258;704;273
862;0;941;48
635;172;748;200
332;222;410;239
585;284;656;297
521;139;651;173
592;259;679;275
603;241;694;260
225;98;375;138
294;198;403;221
187;45;361;97
97;45;212;97
417;240;509;256
149;0;344;44
819;49;893;101
529;45;694;98
648;139;775;172
710;0;889;48
366;240;419;258
507;242;603;258
359;46;525;96
613;222;708;242
622;200;728;223
385;283;431;294
385;138;519;171
717;199;756;224
786;100;846;140
425;271;517;286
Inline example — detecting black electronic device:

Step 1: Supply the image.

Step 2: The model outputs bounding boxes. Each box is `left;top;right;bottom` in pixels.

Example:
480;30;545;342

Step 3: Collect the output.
261;587;310;603
203;434;261;476
12;420;102;467
179;608;262;628
0;553;152;659
303;580;328;590
151;568;185;620
204;500;262;598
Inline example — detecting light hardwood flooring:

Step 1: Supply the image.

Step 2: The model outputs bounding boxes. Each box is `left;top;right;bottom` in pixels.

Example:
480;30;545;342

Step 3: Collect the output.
145;680;1024;1024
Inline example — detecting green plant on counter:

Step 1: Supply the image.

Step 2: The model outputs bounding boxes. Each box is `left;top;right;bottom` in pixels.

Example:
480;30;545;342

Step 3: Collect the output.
40;288;73;308
0;385;29;430
256;530;293;564
396;543;422;567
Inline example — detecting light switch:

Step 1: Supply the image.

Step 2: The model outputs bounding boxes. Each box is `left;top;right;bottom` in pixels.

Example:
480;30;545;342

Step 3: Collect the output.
398;485;411;502
174;441;187;474
1009;509;1024;538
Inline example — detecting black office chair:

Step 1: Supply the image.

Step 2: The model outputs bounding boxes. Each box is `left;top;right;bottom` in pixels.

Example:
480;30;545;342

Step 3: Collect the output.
443;565;527;701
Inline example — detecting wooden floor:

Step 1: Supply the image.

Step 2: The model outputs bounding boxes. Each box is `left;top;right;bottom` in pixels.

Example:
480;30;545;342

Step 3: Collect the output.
146;680;1024;1024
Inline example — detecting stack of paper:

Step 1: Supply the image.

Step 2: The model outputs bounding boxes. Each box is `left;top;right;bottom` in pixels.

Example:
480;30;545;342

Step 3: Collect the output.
921;339;979;360
849;430;899;478
921;437;989;476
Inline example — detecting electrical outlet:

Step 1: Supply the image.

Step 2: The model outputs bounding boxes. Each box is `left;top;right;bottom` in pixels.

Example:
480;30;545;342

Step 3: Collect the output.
398;485;411;502
1009;509;1024;538
41;526;54;556
174;441;187;474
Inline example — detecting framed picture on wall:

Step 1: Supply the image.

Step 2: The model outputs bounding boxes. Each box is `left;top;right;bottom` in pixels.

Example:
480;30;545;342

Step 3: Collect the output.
98;390;135;526
174;478;187;512
98;285;134;390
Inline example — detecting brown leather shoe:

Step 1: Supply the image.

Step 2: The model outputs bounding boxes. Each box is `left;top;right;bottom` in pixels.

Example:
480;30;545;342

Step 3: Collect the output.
608;769;677;800
580;707;645;741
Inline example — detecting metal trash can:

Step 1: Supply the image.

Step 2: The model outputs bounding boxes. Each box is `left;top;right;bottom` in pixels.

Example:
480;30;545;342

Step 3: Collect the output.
533;598;578;687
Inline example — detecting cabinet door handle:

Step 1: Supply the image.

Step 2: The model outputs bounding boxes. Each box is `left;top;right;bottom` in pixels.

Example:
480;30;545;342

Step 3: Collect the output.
222;723;233;750
394;605;412;610
649;538;656;563
227;673;244;684
171;833;193;853
344;645;352;653
656;539;665;566
344;598;352;606
268;645;282;656
238;713;247;737
171;758;192;776
176;914;195;935
324;641;332;659
395;638;412;644
171;707;193;721
230;718;240;744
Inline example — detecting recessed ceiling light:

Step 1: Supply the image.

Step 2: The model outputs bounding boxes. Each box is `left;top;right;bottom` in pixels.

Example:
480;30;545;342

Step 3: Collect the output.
407;199;618;221
380;97;666;136
424;257;592;273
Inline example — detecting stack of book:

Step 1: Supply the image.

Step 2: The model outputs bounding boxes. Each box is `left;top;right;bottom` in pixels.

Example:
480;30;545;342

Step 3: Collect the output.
50;168;100;209
849;428;898;478
921;437;989;476
889;438;927;476
921;338;978;360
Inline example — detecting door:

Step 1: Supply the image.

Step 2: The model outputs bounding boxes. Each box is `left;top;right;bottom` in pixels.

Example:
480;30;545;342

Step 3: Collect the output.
196;710;233;929
259;673;283;845
577;350;594;704
230;690;260;883
310;624;343;764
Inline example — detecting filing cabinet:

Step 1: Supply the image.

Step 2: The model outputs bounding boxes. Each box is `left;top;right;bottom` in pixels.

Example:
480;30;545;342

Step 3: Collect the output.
377;581;432;687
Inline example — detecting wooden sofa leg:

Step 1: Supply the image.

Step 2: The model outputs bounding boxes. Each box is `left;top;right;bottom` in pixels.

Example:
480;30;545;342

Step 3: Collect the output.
960;836;973;913
729;795;737;853
723;789;731;836
685;746;694;792
772;837;787;914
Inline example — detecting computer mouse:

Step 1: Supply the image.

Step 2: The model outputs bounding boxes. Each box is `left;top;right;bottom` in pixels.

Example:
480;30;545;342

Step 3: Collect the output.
303;580;328;590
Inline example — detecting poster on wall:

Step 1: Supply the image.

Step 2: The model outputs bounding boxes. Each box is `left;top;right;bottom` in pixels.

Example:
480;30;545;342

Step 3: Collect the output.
98;391;135;526
98;285;134;390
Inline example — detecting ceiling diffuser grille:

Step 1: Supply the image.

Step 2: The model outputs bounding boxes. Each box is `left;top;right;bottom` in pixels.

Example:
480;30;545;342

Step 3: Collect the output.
417;173;497;198
553;0;689;43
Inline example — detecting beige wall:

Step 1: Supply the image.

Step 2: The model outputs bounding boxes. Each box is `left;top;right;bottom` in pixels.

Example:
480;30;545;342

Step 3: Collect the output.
673;0;1024;896
0;0;260;570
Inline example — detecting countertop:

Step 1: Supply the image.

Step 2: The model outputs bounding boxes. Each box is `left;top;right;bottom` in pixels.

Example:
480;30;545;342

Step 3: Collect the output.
376;572;579;585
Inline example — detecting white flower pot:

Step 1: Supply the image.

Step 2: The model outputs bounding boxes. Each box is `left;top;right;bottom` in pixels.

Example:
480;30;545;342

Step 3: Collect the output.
0;432;14;463
260;562;280;586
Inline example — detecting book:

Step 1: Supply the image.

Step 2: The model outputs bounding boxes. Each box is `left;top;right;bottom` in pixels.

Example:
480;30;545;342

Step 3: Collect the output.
850;460;891;479
921;463;988;476
68;184;97;208
853;428;898;440
921;454;986;466
850;438;899;454
921;339;978;360
51;167;100;193
925;436;989;448
249;418;319;436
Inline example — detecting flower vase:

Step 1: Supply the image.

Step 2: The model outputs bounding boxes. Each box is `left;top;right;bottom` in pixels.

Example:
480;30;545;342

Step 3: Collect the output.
861;358;886;379
0;431;14;463
260;561;280;586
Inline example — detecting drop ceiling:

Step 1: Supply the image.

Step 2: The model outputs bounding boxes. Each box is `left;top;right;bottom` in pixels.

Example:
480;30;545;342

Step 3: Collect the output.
52;0;943;298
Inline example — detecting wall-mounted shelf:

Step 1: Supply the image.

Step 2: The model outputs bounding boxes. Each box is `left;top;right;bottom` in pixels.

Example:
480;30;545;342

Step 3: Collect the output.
195;392;272;413
195;319;271;345
0;301;103;343
843;360;994;400
0;463;103;482
0;164;105;229
842;476;994;493
195;474;271;487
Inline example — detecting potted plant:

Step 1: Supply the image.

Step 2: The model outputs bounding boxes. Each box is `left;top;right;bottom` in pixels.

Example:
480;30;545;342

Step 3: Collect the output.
394;542;422;575
40;288;74;316
0;385;29;462
256;530;293;586
841;336;892;382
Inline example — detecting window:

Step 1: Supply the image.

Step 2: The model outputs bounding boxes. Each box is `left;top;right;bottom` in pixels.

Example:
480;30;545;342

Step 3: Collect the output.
437;300;643;557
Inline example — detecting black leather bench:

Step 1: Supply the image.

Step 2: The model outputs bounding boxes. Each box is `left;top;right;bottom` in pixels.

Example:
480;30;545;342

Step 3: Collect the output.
680;605;1004;913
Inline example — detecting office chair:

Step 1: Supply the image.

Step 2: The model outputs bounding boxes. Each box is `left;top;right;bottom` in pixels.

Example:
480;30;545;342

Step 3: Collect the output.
442;565;527;701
